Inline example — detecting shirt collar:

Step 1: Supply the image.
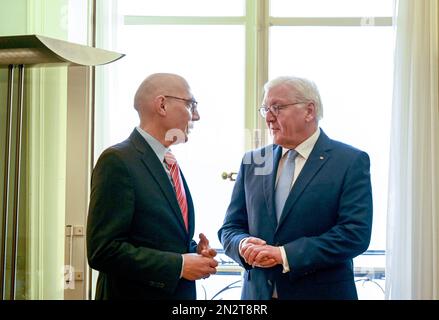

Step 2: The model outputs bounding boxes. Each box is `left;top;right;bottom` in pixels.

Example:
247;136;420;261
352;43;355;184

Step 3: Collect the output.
282;127;321;160
136;126;168;163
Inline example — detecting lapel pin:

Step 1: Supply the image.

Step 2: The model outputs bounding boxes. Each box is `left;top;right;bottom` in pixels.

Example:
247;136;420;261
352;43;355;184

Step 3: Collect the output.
320;156;324;160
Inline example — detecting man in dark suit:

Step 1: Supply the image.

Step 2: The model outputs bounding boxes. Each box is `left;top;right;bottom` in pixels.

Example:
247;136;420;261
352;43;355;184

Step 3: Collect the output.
87;73;217;300
218;76;372;300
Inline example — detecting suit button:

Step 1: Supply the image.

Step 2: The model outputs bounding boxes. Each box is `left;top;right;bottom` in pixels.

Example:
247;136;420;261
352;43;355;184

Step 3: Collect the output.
267;280;272;286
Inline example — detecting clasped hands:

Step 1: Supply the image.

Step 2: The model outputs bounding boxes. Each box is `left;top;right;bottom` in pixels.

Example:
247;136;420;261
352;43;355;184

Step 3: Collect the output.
182;233;218;281
239;237;281;268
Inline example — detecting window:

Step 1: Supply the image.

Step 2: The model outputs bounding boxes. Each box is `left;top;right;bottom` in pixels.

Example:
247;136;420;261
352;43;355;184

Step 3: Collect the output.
270;0;393;17
119;0;245;17
96;0;393;299
98;1;246;250
269;26;393;251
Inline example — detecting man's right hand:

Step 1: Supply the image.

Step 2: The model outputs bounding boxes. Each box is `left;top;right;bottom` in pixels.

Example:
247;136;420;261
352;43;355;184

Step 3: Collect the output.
239;237;266;258
181;253;218;280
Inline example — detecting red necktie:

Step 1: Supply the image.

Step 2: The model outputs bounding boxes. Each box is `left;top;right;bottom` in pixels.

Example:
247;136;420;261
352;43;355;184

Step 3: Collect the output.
164;151;189;231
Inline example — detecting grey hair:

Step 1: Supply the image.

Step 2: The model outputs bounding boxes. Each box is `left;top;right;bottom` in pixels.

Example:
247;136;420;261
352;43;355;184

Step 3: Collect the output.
264;76;323;121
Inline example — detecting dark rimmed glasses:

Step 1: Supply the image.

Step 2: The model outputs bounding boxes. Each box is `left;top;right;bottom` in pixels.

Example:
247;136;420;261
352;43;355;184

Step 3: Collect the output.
164;95;198;113
259;101;306;118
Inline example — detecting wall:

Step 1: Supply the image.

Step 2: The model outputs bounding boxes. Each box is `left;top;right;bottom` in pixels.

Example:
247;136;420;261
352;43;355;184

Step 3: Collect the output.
0;0;69;299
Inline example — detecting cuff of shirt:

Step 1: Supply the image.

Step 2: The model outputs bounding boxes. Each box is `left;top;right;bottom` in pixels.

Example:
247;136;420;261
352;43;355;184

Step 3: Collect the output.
180;254;185;278
239;237;249;256
280;246;290;273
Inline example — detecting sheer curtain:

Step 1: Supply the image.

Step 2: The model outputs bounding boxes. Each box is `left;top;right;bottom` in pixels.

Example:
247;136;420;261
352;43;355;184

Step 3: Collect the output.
386;0;439;299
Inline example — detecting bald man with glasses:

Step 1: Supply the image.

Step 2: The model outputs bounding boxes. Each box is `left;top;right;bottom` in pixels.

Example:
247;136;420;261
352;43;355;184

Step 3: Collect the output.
87;73;217;300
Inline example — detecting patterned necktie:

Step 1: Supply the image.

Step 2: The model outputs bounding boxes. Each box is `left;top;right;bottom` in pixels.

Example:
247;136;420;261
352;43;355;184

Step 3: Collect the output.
164;151;189;231
275;149;299;221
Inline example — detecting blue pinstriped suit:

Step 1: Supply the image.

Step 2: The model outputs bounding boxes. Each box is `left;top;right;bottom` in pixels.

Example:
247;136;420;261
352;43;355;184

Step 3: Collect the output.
218;130;372;300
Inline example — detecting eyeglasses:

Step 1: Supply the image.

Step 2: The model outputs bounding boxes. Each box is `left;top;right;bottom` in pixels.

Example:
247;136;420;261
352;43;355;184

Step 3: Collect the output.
164;95;198;113
258;101;306;118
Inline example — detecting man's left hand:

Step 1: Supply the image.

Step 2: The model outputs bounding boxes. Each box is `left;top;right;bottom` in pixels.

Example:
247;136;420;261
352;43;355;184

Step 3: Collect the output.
197;233;217;258
246;245;282;268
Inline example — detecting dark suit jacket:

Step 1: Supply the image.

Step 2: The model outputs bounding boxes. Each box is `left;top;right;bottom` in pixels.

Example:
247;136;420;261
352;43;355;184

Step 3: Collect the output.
218;130;373;300
87;129;198;300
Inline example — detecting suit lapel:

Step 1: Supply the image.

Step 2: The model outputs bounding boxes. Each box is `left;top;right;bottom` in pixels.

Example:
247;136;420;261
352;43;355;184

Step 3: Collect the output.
277;131;332;229
262;145;283;229
129;130;188;234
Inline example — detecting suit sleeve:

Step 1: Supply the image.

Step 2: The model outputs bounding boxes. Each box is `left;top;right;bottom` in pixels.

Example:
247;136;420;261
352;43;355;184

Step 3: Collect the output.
189;240;198;253
284;151;373;276
86;149;182;293
218;159;252;269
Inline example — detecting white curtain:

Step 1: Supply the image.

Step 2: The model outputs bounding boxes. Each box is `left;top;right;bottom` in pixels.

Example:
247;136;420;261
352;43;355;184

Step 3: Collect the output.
386;0;439;299
94;0;123;157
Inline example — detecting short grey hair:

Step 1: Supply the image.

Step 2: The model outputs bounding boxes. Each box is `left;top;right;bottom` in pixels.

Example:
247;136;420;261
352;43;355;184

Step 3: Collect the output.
264;76;323;121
